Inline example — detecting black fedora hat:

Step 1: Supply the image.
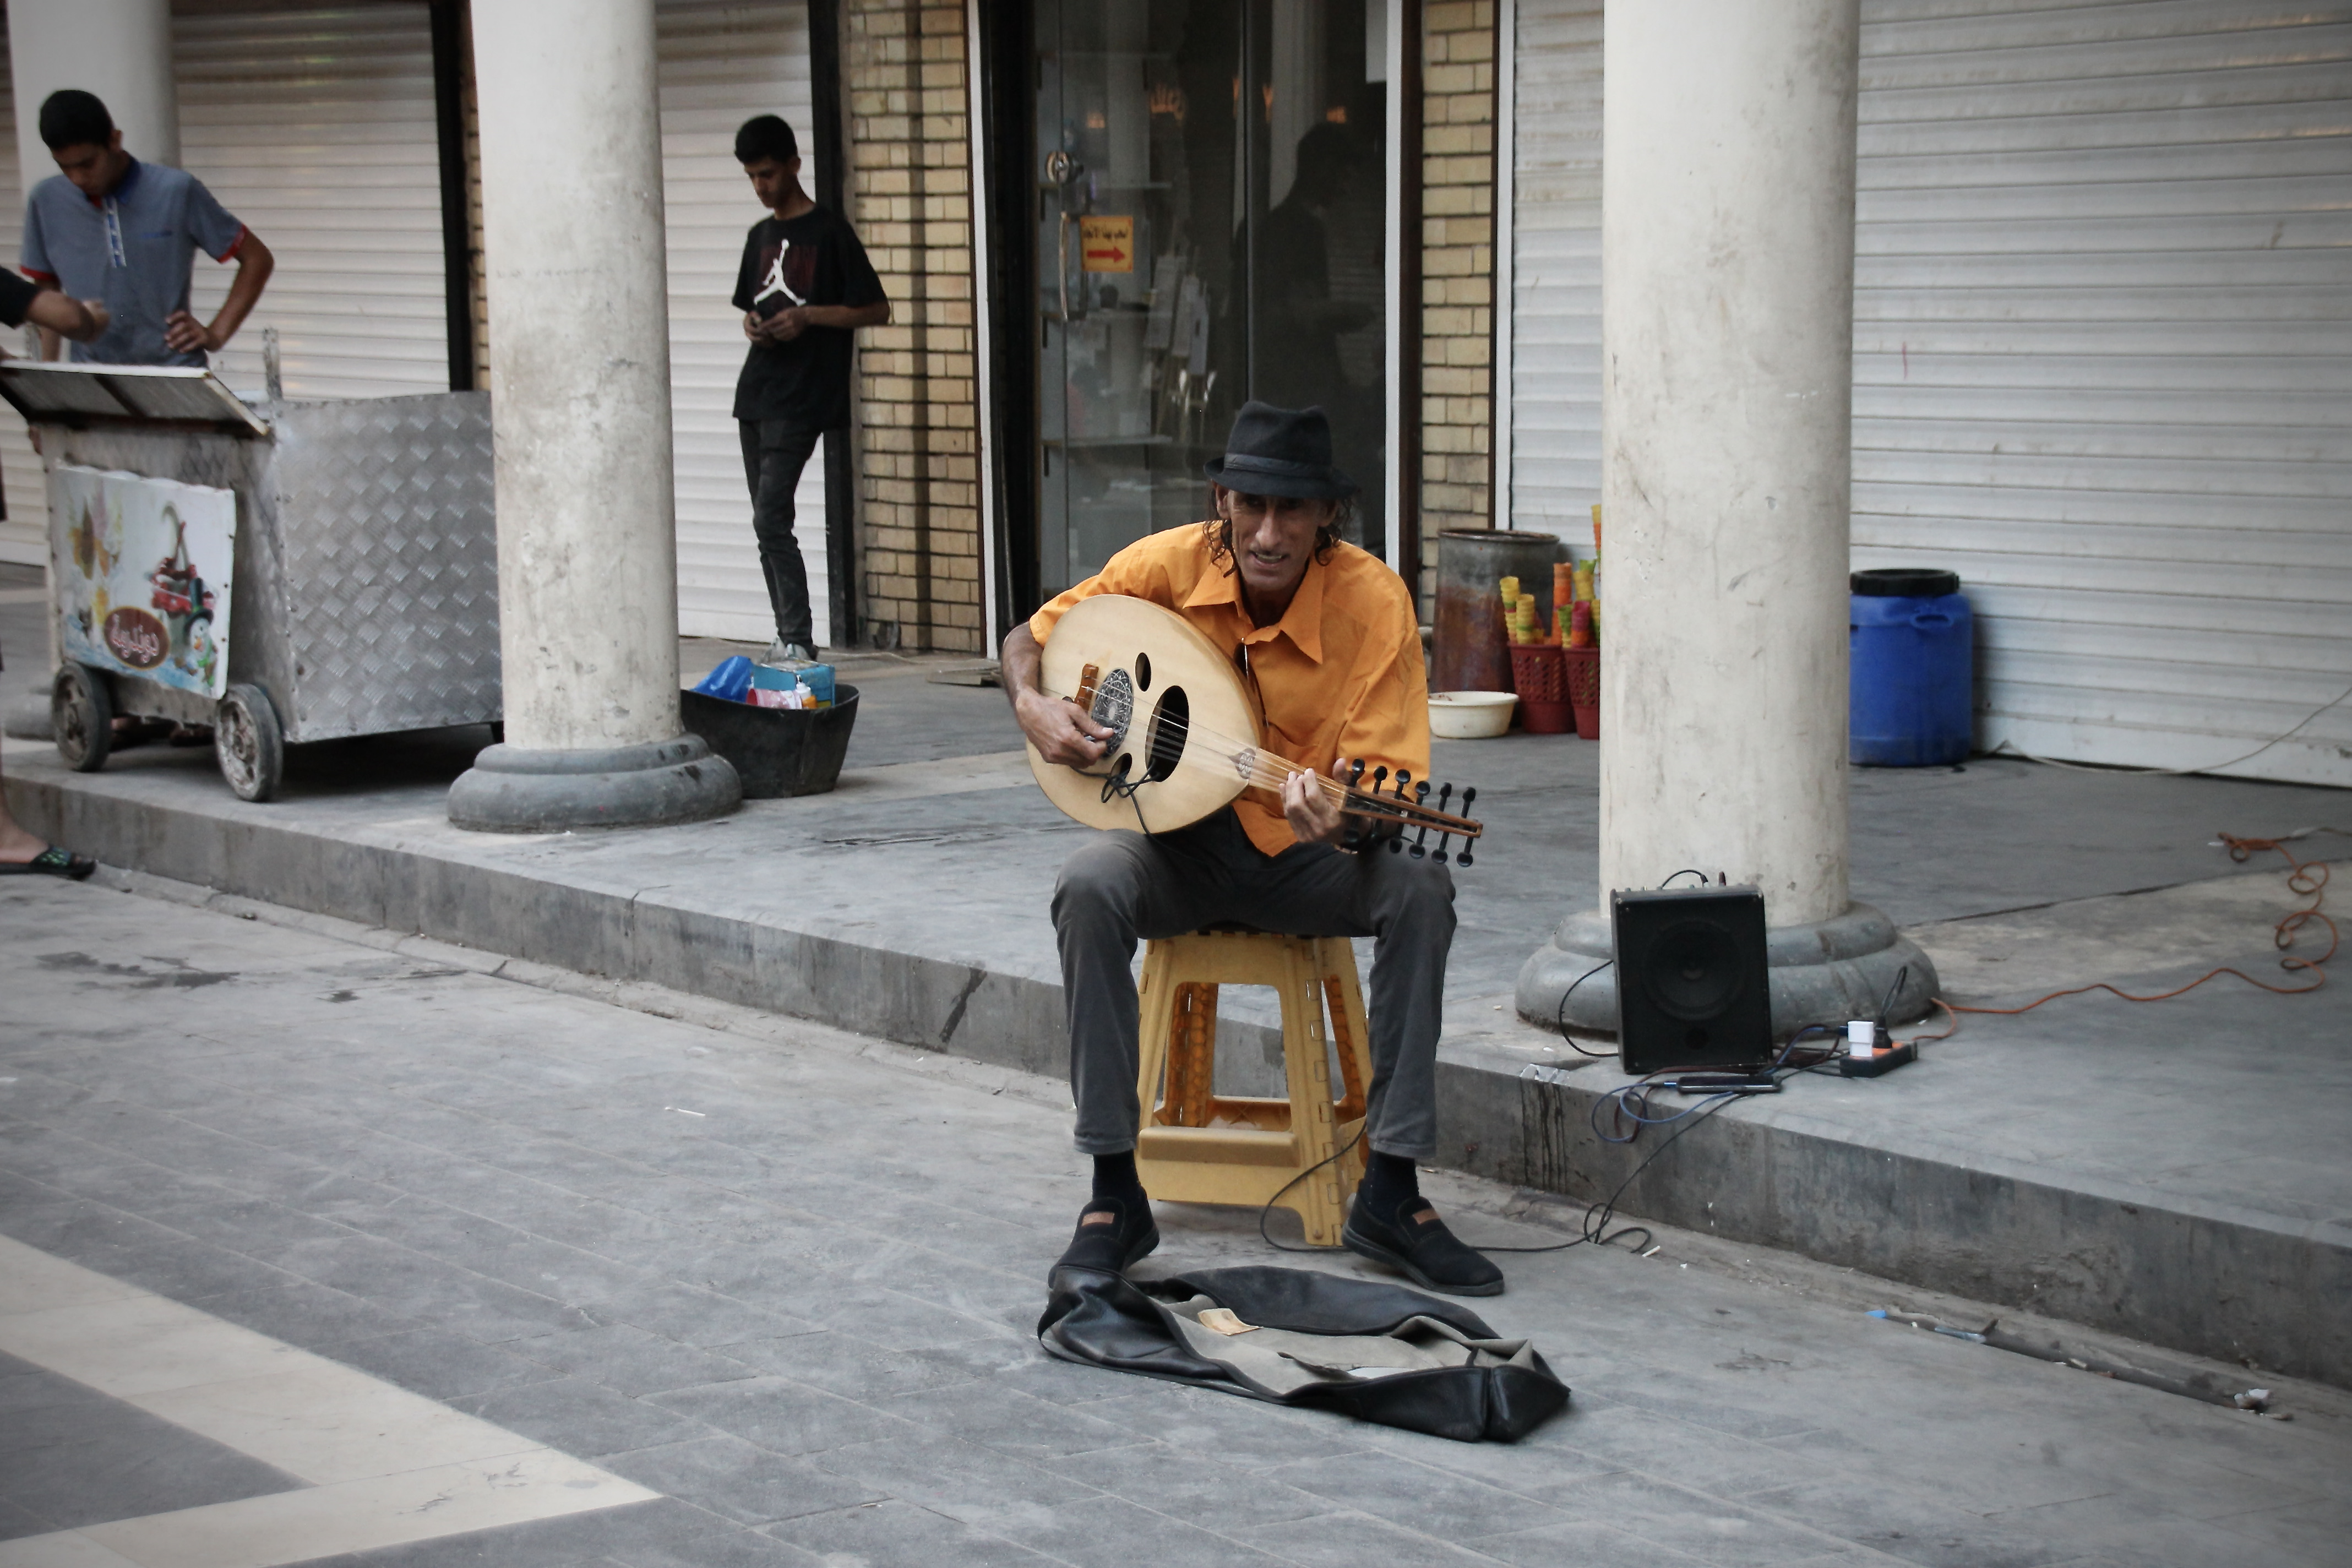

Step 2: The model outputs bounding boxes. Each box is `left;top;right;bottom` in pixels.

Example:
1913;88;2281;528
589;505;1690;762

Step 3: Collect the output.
1204;401;1358;499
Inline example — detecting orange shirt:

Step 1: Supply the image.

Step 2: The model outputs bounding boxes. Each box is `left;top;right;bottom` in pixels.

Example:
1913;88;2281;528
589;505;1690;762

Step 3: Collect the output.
1029;522;1430;857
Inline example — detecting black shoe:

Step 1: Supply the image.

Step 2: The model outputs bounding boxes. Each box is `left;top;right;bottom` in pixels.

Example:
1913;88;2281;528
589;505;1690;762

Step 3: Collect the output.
1052;1193;1159;1277
1343;1199;1505;1297
0;846;96;880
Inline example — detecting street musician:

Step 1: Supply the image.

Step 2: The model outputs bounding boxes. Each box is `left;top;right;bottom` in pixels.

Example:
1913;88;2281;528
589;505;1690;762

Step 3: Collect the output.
1002;402;1504;1297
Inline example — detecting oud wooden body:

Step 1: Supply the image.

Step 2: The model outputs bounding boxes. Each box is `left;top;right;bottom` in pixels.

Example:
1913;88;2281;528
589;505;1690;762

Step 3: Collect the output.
1026;595;1263;834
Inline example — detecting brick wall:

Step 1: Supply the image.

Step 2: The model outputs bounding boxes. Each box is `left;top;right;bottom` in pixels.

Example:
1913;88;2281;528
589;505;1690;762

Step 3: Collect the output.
843;0;984;653
1418;1;1499;599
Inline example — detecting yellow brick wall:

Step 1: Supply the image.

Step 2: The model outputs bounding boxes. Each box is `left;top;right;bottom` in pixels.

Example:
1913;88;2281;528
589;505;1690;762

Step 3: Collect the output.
843;0;984;654
1418;0;1498;598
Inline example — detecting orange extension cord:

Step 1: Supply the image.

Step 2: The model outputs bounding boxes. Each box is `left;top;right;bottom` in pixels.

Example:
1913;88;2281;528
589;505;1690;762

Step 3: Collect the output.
1902;830;2341;1045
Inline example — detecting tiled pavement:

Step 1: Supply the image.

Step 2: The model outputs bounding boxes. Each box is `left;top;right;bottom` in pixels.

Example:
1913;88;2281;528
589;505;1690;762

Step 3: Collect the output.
3;874;2348;1567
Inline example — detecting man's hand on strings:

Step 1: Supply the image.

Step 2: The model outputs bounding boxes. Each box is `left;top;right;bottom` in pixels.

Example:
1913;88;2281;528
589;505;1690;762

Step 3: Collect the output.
1015;688;1115;769
1282;758;1348;848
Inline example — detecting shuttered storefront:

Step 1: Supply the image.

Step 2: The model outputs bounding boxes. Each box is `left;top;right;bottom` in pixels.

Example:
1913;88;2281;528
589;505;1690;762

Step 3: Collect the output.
1509;0;2352;787
1504;0;1600;546
1850;2;2351;786
658;0;827;648
0;23;34;565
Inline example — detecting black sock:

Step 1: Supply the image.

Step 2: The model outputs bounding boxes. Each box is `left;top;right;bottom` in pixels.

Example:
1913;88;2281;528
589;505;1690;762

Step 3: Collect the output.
1092;1150;1145;1204
1358;1152;1420;1223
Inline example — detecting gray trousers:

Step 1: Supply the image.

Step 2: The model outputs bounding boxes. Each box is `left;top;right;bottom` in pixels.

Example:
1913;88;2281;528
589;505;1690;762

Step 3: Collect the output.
1053;809;1456;1162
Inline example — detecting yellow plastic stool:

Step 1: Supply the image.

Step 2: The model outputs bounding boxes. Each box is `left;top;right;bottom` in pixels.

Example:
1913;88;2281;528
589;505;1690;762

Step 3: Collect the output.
1133;929;1374;1245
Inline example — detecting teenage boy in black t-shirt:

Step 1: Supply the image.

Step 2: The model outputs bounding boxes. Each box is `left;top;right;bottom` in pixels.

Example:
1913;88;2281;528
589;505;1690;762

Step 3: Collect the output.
730;115;888;663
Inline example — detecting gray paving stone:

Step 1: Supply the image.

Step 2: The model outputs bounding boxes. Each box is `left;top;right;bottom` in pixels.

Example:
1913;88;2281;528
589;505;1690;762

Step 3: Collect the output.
1468;1520;1719;1567
726;1327;994;1401
254;1232;597;1342
801;1431;1102;1530
649;1376;916;1457
1543;1474;1885;1567
1265;1450;1572;1539
187;1278;423;1350
1080;1383;1371;1468
314;1326;568;1402
576;1278;824;1351
0;1375;304;1528
989;1491;1294;1567
1044;1443;1337;1529
764;1498;1061;1568
450;1375;716;1460
510;1325;761;1397
882;1379;1145;1463
1227;1507;1505;1566
600;1434;886;1525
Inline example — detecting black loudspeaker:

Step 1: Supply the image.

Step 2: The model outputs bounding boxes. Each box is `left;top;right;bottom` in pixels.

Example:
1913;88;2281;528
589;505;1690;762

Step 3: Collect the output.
1612;885;1772;1074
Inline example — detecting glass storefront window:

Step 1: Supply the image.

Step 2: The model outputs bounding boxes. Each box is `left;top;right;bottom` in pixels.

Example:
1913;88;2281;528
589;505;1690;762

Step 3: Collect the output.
1035;0;1389;601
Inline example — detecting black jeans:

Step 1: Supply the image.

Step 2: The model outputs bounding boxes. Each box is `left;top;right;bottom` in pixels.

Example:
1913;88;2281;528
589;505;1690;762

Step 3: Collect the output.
1052;809;1457;1162
738;420;823;649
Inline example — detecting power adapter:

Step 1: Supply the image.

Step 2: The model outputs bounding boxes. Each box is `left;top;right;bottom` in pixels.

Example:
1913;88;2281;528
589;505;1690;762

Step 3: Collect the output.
1838;1020;1917;1078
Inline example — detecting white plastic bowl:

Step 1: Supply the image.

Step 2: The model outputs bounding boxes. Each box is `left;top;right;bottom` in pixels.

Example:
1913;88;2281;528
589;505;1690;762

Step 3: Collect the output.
1429;691;1517;739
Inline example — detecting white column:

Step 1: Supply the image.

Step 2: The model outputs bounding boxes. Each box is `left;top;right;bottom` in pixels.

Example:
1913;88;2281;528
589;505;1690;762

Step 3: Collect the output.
448;0;738;831
1517;0;1936;1035
1596;0;1859;924
9;0;179;199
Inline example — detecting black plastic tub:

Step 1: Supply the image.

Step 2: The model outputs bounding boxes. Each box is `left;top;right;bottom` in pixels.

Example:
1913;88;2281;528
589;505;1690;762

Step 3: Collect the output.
680;684;859;799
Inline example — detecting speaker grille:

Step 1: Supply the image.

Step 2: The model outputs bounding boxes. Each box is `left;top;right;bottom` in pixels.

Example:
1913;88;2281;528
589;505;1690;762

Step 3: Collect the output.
1641;918;1745;1021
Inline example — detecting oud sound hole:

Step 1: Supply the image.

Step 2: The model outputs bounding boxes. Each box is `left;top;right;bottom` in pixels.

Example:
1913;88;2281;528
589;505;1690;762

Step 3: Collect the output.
1145;687;1190;782
1135;651;1152;691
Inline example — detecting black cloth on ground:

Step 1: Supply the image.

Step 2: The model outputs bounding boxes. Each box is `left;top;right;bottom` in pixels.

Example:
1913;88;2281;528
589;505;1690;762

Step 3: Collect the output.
1038;1264;1567;1443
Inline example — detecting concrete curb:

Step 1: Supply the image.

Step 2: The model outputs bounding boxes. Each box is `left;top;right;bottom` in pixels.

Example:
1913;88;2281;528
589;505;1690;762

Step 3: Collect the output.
7;756;2344;1387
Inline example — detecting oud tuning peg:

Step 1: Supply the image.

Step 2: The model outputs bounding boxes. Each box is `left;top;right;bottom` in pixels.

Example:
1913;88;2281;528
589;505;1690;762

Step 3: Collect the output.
1430;783;1455;864
1409;781;1431;858
1348;758;1366;788
1370;765;1388;793
1393;769;1412;800
1456;787;1477;868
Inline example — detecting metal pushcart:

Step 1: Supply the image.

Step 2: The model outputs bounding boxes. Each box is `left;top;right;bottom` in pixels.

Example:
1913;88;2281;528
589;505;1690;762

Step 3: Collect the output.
0;361;502;801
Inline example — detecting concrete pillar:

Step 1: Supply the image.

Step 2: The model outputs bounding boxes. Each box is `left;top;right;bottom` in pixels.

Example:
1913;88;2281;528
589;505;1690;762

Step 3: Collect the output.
1517;0;1936;1035
9;0;179;198
446;0;739;831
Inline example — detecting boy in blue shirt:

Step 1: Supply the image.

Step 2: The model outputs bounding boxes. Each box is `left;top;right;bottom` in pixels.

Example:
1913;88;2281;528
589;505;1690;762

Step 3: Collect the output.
19;89;274;367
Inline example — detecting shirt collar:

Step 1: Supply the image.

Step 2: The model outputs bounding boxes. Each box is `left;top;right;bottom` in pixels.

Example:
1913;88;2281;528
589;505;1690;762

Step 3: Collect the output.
86;156;139;207
1184;536;1328;665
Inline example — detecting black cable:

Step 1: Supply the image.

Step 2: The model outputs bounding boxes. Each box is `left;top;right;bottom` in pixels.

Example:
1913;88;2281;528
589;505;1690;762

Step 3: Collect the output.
1657;868;1711;888
1257;1126;1364;1252
1552;959;1616;1058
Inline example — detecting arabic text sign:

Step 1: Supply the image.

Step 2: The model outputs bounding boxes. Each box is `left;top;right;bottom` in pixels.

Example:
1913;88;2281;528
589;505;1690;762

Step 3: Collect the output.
1079;215;1133;274
53;465;237;700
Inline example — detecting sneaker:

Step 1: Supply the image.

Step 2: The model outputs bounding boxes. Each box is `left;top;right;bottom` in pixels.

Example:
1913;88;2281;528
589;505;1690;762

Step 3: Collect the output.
763;639;816;666
1051;1193;1159;1278
1342;1198;1505;1297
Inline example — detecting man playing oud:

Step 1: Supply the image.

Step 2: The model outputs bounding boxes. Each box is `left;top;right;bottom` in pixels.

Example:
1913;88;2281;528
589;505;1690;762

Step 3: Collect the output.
1004;402;1504;1297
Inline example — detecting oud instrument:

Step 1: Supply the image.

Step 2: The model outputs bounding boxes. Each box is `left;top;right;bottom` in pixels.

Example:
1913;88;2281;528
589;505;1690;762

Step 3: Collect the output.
1023;595;1484;863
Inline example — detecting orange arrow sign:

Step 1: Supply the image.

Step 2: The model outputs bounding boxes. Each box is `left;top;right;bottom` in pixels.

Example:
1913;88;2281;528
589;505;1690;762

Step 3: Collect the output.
1079;216;1134;274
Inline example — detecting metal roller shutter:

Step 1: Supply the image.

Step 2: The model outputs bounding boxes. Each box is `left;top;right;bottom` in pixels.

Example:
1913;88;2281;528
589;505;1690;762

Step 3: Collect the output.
1505;0;1601;545
1852;1;2352;786
1507;0;2351;786
0;21;36;565
658;0;828;649
177;1;450;400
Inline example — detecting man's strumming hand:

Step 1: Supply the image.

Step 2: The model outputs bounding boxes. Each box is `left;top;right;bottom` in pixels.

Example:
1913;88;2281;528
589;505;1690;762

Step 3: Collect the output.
1015;688;1115;769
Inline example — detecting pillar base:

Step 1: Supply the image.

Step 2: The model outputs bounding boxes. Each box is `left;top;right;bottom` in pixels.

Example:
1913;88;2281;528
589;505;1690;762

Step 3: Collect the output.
1516;900;1939;1039
4;688;53;741
448;736;741;833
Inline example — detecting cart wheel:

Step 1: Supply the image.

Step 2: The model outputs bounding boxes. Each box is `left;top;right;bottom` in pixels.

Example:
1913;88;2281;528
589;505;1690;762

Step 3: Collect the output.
51;664;112;772
214;684;284;803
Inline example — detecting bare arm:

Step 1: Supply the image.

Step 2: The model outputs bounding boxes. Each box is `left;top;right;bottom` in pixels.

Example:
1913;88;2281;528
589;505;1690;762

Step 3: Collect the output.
24;290;106;343
166;233;275;355
1002;623;1113;767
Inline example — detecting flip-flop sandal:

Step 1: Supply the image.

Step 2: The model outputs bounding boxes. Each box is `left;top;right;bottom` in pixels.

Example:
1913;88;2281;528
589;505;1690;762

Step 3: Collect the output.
0;846;96;880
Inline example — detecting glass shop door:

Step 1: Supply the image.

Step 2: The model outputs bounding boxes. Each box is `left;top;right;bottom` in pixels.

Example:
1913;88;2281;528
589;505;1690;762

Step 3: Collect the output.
1033;0;1389;602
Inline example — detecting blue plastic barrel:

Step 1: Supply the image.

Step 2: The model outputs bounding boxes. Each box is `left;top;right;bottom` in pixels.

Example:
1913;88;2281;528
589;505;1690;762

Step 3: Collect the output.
1849;568;1972;766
